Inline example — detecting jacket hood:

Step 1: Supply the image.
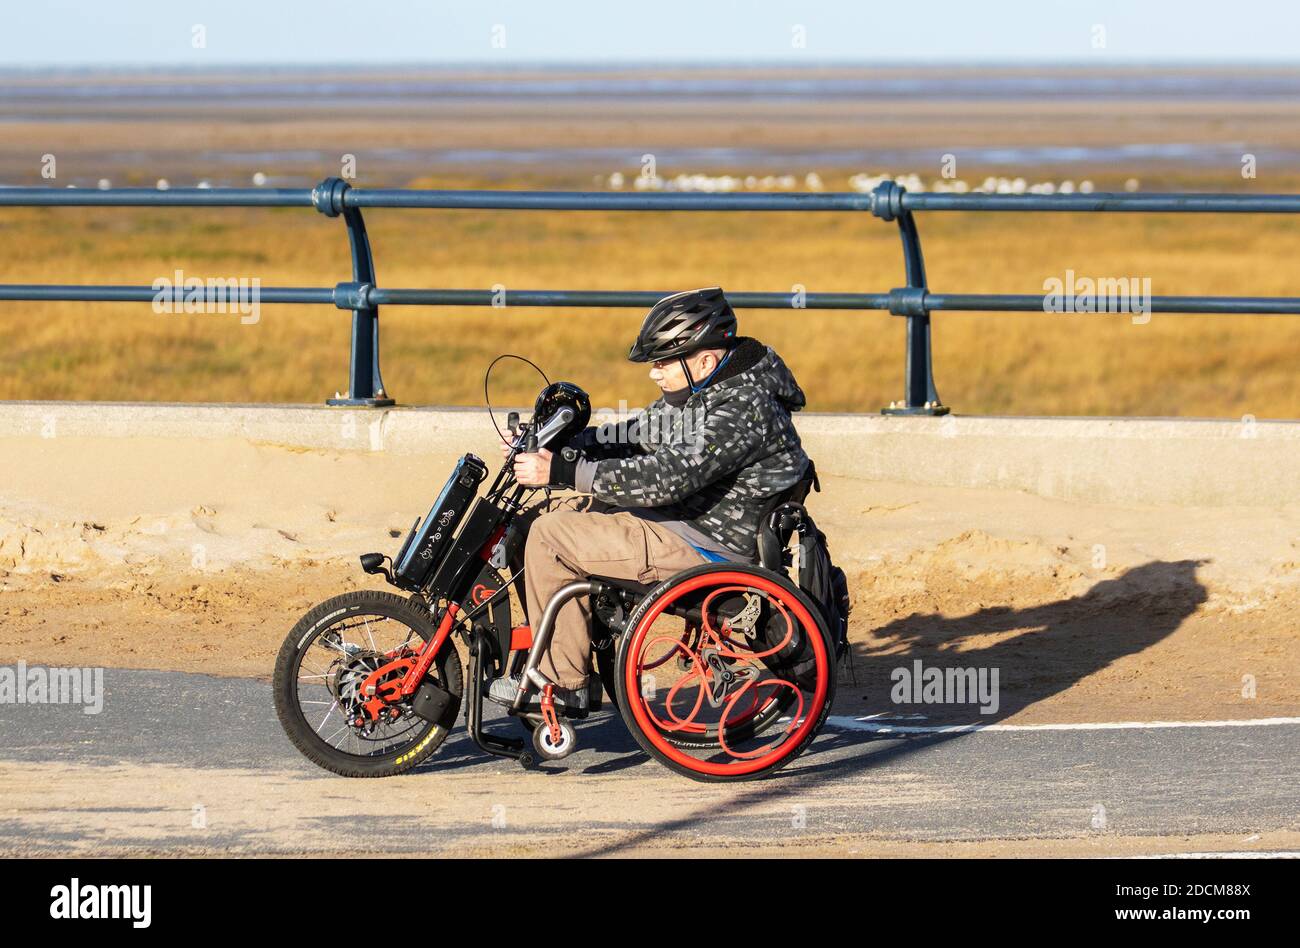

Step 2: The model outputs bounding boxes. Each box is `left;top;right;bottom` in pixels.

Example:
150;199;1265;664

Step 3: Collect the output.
702;336;806;411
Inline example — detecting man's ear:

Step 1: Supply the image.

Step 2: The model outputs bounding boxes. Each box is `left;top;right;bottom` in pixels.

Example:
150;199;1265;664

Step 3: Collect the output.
695;348;723;375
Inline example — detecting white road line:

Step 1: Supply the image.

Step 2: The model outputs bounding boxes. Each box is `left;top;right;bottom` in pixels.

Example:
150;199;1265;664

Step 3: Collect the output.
1123;851;1300;859
826;716;1300;734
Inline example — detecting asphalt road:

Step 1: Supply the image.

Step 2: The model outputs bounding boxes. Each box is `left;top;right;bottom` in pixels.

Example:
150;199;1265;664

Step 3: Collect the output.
0;669;1296;856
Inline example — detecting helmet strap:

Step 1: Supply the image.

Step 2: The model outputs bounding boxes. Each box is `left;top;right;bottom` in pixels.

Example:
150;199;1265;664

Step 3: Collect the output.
685;347;733;394
678;356;697;395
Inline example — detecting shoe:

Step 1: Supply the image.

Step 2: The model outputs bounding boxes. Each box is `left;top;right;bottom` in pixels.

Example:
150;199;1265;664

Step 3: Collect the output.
485;674;589;713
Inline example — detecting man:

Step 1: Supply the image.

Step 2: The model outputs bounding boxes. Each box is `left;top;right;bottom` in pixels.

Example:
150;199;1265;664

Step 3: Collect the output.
487;286;811;712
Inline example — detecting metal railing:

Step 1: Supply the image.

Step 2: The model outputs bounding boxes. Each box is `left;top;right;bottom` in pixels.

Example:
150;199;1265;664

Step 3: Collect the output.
2;178;1299;413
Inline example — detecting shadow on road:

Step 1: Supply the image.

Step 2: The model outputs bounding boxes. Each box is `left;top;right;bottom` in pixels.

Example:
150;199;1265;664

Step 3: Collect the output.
569;558;1207;857
843;557;1209;725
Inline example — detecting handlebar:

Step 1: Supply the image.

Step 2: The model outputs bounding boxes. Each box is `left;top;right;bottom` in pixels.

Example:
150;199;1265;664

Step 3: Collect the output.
488;383;587;501
529;406;574;451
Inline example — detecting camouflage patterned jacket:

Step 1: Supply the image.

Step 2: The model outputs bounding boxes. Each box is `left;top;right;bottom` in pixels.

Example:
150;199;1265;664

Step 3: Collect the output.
550;337;812;557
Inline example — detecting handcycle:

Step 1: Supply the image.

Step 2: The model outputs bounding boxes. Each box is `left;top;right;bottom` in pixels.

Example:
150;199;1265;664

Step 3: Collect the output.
272;380;839;782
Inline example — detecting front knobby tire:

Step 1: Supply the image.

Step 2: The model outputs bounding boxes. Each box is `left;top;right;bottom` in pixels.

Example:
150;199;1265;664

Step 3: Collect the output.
273;590;463;778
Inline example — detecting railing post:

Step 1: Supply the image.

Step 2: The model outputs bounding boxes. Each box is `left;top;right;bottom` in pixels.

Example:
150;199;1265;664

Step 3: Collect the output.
872;182;949;416
313;177;394;407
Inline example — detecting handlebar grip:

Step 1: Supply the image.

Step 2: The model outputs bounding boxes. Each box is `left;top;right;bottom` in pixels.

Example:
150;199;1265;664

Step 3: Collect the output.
524;431;538;453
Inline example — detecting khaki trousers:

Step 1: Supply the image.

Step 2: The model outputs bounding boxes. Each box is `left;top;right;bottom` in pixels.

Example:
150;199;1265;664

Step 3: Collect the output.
522;496;707;688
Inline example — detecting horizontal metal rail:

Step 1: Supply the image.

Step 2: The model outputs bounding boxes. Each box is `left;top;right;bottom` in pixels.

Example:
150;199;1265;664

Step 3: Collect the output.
4;285;1300;316
0;285;333;304
4;185;1300;214
1;177;1297;412
0;188;314;208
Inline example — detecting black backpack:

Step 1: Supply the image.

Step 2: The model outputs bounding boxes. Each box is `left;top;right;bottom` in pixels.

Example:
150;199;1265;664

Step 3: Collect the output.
797;506;851;661
776;501;851;662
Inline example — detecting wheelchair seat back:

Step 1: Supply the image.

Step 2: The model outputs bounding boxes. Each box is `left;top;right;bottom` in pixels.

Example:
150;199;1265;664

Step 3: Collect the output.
755;459;819;571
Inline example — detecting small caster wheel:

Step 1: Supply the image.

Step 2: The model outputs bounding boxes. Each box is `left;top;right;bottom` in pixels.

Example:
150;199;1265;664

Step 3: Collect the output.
517;752;536;769
531;720;576;761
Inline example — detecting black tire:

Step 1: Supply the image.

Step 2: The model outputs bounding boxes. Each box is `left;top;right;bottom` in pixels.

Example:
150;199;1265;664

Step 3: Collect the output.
273;590;463;778
614;563;836;783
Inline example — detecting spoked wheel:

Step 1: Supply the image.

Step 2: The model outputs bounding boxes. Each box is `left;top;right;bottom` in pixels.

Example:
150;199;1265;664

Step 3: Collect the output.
614;563;835;782
273;590;463;778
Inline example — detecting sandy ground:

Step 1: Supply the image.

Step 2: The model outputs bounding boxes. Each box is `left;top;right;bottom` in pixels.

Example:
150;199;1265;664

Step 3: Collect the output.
1;757;1295;859
1;432;1296;725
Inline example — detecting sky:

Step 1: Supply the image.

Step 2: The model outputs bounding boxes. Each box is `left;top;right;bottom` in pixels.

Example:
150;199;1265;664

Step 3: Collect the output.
1;0;1298;67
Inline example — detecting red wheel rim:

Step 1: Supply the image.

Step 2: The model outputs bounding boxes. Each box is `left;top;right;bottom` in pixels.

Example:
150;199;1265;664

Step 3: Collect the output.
639;614;785;736
623;571;830;777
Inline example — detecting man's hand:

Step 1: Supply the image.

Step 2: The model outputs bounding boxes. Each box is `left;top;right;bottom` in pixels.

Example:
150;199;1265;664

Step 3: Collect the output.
513;448;553;486
501;435;556;487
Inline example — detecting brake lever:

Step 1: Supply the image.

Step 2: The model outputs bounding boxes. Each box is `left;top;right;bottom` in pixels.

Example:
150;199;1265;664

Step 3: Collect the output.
499;418;535;493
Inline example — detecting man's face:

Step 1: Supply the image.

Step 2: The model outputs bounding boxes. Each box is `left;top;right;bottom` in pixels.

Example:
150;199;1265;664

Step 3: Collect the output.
648;348;725;393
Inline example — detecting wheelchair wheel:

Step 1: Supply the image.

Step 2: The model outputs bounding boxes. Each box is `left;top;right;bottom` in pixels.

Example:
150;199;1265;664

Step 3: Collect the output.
614;563;835;782
598;629;796;747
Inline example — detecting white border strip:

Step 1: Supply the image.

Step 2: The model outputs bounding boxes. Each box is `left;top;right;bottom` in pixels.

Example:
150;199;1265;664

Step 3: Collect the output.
826;716;1300;734
1123;851;1300;859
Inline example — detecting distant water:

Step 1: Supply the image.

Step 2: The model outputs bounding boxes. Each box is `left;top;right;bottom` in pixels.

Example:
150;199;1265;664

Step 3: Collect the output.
3;67;1297;175
4;70;1300;103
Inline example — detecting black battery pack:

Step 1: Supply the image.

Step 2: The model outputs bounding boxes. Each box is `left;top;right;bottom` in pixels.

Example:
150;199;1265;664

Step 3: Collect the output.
392;453;488;590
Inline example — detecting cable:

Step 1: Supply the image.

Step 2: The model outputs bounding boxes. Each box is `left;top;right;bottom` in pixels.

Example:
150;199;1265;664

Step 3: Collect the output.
483;353;550;445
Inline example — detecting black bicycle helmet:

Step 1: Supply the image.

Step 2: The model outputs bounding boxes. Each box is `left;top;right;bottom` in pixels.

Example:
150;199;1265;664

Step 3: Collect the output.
627;287;737;363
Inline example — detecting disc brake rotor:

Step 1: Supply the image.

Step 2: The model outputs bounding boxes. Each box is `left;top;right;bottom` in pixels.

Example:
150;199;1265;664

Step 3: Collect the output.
329;651;416;729
330;652;382;709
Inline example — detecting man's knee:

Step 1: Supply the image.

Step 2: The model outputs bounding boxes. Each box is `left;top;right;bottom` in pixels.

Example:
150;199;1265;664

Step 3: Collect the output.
525;512;591;584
